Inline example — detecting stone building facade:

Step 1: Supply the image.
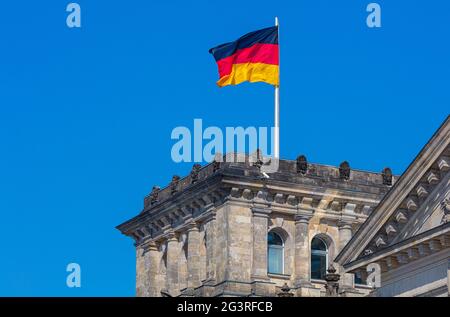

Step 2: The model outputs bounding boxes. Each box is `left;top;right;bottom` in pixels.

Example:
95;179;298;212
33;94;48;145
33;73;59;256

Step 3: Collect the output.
117;154;395;297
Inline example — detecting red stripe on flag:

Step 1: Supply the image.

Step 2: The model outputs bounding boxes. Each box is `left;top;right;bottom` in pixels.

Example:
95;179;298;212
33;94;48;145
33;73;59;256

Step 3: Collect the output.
216;43;279;78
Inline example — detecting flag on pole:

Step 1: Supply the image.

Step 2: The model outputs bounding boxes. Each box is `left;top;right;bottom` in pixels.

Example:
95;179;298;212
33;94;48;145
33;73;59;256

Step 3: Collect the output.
209;26;279;87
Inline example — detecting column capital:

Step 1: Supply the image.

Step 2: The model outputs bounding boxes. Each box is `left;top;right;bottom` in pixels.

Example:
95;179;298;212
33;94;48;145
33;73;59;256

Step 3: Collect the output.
338;218;354;229
252;206;272;218
165;230;178;242
186;221;200;232
142;240;159;253
295;213;313;224
200;208;217;224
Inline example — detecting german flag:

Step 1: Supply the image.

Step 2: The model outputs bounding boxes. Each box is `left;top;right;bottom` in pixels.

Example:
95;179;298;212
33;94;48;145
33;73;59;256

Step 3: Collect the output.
209;26;279;87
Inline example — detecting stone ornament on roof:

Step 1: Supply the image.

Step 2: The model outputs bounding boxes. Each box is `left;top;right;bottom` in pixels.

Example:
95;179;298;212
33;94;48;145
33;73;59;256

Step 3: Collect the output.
190;164;201;184
170;175;180;195
339;161;351;180
296;155;308;175
382;167;393;186
150;186;160;205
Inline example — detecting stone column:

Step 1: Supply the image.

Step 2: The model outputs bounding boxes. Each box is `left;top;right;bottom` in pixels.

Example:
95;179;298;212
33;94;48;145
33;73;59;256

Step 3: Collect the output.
226;202;253;295
252;207;271;279
252;207;275;296
165;232;179;296
186;223;202;290
135;246;146;297
294;215;312;287
203;214;216;283
145;242;161;297
338;220;355;290
338;221;353;252
201;212;217;297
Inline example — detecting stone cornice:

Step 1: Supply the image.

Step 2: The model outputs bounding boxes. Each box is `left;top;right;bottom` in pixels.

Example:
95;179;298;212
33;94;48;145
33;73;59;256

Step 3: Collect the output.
117;152;394;245
336;115;450;265
344;222;450;273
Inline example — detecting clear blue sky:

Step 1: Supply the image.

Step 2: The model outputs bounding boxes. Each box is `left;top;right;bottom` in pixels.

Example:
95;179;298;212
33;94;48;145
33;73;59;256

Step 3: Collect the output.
0;1;448;296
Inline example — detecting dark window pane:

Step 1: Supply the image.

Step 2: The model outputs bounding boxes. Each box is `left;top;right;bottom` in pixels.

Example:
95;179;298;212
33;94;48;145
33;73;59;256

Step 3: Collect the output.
311;237;327;251
311;254;327;280
268;232;283;246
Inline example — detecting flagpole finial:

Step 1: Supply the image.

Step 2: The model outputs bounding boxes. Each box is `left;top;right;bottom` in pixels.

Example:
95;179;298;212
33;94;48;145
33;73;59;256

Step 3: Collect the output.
275;17;279;26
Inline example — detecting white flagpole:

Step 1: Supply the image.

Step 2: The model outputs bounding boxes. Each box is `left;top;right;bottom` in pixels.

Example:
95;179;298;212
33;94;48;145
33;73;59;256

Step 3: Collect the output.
274;17;280;159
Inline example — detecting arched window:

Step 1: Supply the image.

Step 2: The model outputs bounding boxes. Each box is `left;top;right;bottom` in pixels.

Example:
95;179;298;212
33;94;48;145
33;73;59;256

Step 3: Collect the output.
268;231;284;274
311;237;328;280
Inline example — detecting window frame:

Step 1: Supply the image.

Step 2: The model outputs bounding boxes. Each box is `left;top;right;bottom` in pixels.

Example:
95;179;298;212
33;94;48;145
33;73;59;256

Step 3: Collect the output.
310;236;328;280
267;231;285;275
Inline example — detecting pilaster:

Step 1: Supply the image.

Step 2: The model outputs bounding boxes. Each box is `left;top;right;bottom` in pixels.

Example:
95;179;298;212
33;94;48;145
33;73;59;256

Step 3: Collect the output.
251;206;275;296
294;214;313;287
338;220;355;290
144;241;161;296
165;231;179;296
186;222;202;290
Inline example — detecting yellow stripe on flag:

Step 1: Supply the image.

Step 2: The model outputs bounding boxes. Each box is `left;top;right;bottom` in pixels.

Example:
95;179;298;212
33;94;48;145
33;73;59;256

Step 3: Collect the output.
217;63;279;87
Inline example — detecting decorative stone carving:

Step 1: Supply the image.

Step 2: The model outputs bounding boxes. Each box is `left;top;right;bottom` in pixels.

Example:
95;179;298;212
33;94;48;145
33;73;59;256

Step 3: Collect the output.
296;155;308;175
150;186;160;205
286;195;297;206
242;189;253;200
426;171;439;184
230;187;241;198
362;205;372;215
382;167;393;186
441;198;450;224
343;203;356;213
330;201;341;212
416;185;428;199
324;265;340;297
339;161;350;180
437;156;450;172
300;197;314;211
190;164;201;184
277;283;293;297
375;236;386;248
406;197;418;212
254;190;268;202
385;223;397;236
170;175;180;195
363;249;374;256
395;210;408;223
274;193;285;204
